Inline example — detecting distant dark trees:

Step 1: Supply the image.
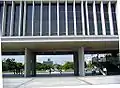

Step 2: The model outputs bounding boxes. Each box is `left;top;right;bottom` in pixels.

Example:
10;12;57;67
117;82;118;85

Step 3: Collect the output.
62;62;74;71
36;61;74;71
36;62;54;71
3;58;84;72
2;58;24;74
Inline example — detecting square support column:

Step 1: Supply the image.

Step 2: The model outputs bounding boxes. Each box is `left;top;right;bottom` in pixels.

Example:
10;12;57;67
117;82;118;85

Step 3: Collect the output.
73;52;79;76
24;48;36;77
78;47;85;76
31;54;36;76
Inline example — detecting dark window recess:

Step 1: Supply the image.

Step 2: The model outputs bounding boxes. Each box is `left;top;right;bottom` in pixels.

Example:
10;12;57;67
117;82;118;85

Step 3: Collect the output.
59;3;66;35
25;4;32;36
67;3;74;35
42;3;49;36
103;4;110;35
51;3;57;36
13;4;20;36
88;3;95;35
34;4;41;36
96;4;102;35
76;3;82;35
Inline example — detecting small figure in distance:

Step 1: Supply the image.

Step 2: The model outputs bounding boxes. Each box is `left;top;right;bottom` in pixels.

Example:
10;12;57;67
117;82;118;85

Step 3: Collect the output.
49;68;52;74
103;67;107;75
59;69;62;75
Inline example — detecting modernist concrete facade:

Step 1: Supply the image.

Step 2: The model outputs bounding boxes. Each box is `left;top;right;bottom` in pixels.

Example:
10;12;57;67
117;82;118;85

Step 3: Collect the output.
0;0;119;77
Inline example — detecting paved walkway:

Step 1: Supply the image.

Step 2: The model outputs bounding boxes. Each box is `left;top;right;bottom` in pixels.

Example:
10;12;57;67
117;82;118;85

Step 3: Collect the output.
3;75;120;88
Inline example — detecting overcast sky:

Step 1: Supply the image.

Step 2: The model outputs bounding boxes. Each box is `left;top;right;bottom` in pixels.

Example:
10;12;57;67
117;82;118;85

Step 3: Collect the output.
2;54;105;65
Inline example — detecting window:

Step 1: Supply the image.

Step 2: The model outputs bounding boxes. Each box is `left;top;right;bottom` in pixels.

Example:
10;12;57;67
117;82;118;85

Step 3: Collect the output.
51;3;57;36
34;3;41;36
67;3;74;35
96;4;102;35
42;3;49;36
13;4;20;36
103;4;110;35
25;4;32;36
59;3;66;35
83;2;88;35
76;3;82;35
111;3;118;35
5;4;12;36
0;3;3;35
20;2;24;36
88;3;95;35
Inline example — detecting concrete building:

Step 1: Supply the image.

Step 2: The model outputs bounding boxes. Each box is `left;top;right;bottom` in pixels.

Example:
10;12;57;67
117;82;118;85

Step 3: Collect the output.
43;59;53;65
0;0;119;77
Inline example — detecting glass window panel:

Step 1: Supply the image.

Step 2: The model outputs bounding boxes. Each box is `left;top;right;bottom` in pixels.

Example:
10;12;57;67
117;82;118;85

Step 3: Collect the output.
59;3;66;35
13;4;20;36
34;3;41;36
111;4;115;12
20;2;24;36
5;4;11;36
97;22;102;35
51;3;57;36
76;3;82;35
0;3;3;35
96;4;102;35
83;2;87;35
112;13;116;21
111;3;118;35
113;22;118;35
25;4;32;36
67;3;74;35
103;4;110;35
88;3;95;35
42;3;49;36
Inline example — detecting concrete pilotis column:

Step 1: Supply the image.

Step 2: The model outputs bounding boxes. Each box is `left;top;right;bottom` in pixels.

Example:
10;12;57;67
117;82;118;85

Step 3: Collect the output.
73;52;79;76
31;54;36;76
24;48;32;77
24;48;36;77
78;47;85;76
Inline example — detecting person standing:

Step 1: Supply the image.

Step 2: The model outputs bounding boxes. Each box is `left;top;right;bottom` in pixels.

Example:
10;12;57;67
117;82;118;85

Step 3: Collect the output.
49;68;51;74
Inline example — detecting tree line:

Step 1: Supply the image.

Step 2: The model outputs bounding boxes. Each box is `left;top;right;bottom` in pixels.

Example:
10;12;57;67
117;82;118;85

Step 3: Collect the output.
2;58;75;73
2;58;24;74
36;61;74;71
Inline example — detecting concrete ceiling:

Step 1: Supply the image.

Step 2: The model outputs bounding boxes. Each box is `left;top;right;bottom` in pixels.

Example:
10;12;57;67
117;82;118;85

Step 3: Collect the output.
1;41;118;53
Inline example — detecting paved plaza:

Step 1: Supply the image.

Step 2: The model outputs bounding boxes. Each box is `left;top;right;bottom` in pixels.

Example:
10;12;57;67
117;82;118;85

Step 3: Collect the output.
3;74;120;88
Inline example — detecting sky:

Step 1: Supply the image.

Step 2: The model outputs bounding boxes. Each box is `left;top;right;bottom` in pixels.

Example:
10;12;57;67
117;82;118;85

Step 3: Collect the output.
2;54;105;65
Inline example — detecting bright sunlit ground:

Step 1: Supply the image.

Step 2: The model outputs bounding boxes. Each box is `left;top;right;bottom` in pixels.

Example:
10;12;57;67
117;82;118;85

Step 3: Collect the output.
3;75;120;88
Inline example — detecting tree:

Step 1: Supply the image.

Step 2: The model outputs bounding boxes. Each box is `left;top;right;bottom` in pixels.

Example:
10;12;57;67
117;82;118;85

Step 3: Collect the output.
56;64;62;70
3;58;17;71
62;62;74;71
2;58;24;73
87;61;94;69
36;62;54;71
36;62;42;70
16;63;24;69
53;64;62;70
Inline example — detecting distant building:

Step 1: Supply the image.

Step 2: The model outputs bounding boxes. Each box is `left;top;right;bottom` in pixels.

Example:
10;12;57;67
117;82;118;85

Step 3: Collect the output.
43;59;53;65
